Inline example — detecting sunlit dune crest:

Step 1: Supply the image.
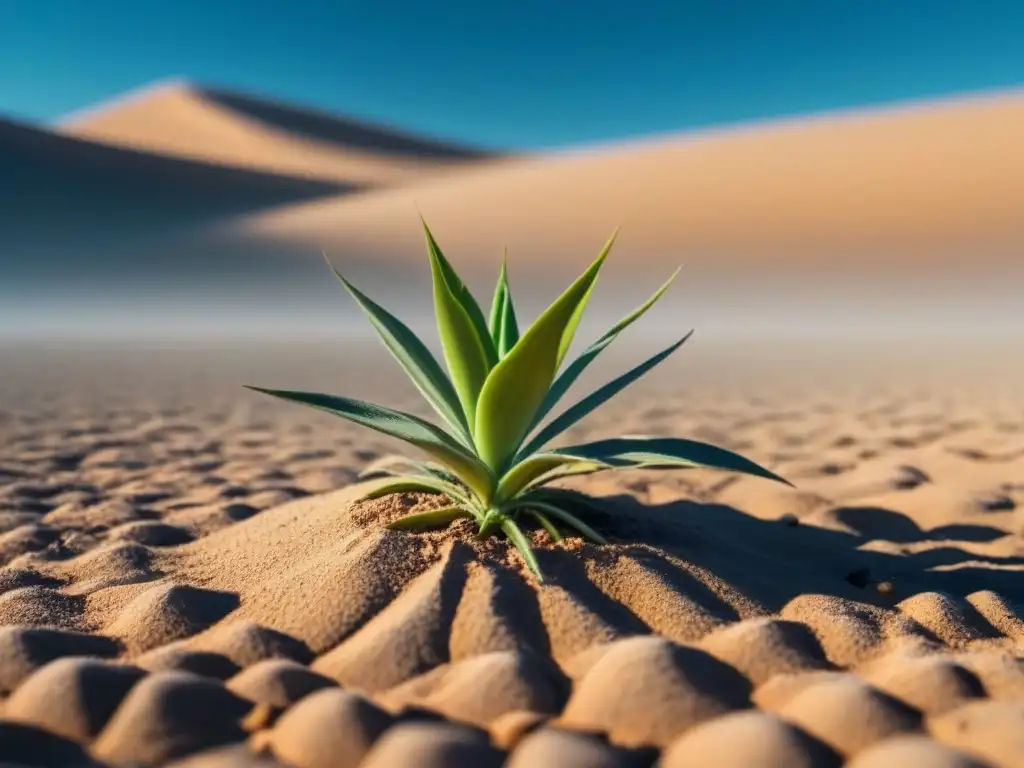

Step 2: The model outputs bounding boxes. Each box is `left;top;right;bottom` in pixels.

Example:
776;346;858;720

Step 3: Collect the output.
58;79;506;186
0;113;350;240
229;90;1024;272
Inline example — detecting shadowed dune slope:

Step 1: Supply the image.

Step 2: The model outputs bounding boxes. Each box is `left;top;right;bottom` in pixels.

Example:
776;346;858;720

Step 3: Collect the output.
58;81;507;185
231;91;1024;274
0;115;349;247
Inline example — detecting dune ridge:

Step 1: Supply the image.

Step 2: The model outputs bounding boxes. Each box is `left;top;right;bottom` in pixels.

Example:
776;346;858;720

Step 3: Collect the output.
59;80;507;186
0;114;352;248
230;90;1024;275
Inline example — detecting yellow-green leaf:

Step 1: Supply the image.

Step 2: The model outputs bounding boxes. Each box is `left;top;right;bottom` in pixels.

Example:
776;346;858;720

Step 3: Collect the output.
531;267;680;433
358;475;470;504
519;332;692;458
525;509;563;543
325;256;471;446
488;252;509;346
501;518;544;582
488;251;520;357
386;506;473;531
494;453;612;503
244;387;495;501
473;234;615;472
423;222;496;429
555;228;617;368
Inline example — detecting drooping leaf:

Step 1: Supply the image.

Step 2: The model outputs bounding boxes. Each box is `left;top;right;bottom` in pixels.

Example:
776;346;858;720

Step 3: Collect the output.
473;234;615;472
357;475;470;503
386;505;474;531
525;509;563;543
549;436;792;486
518;331;693;458
244;387;494;501
500;517;544;582
324;255;472;446
521;500;608;545
422;221;497;428
531;268;680;432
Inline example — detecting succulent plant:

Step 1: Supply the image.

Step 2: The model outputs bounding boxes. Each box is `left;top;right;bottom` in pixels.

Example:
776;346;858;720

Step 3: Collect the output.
247;220;789;581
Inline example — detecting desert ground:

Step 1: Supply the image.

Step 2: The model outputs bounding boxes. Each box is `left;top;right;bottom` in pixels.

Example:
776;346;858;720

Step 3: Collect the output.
1;80;1023;766
0;337;1021;767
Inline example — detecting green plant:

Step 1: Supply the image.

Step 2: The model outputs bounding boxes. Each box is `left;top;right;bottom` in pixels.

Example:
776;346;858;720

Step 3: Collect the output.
247;220;789;582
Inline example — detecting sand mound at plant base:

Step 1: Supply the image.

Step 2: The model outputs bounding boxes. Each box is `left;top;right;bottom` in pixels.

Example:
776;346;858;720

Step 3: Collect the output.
0;478;1022;765
5;339;1024;767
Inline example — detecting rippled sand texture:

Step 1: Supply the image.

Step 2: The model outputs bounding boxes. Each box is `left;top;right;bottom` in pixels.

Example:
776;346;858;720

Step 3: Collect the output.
0;340;1022;767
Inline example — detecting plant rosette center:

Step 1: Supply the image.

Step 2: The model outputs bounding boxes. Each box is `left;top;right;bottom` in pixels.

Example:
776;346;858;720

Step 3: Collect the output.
248;219;790;582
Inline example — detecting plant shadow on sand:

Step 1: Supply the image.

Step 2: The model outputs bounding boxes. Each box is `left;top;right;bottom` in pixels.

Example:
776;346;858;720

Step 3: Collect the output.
2;483;1023;766
572;494;1024;605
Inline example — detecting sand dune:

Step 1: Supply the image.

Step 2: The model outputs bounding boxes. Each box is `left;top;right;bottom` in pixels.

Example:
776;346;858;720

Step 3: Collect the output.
0;115;349;248
59;81;506;186
0;340;1021;765
232;91;1024;275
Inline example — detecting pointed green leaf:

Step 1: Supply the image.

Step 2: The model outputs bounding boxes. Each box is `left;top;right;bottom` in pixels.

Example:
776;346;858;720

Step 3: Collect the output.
359;455;460;485
386;505;473;531
421;220;494;353
474;234;615;472
518;500;608;545
500;518;544;582
555;276;597;370
531;268;680;432
525;509;563;543
524;501;602;544
324;256;471;446
519;331;692;458
423;222;496;430
492;251;520;358
488;252;510;347
526;486;616;520
549;436;792;486
245;387;494;501
359;476;469;503
554;229;618;368
499;287;520;357
522;461;609;490
494;453;613;503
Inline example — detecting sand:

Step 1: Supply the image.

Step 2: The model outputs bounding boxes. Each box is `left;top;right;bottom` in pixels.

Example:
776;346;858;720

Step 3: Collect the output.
231;90;1024;276
0;338;1020;766
58;81;504;186
0;114;351;246
10;84;1024;350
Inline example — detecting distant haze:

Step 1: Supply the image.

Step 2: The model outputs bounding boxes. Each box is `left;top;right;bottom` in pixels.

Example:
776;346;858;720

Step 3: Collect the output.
1;82;1022;342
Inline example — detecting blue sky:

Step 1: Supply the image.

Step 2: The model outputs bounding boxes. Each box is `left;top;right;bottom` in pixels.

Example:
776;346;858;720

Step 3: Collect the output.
1;0;1021;149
